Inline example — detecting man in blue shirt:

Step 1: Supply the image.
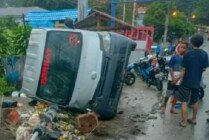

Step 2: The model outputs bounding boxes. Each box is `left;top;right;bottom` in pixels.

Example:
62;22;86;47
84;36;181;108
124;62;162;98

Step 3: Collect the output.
175;34;209;127
161;42;187;114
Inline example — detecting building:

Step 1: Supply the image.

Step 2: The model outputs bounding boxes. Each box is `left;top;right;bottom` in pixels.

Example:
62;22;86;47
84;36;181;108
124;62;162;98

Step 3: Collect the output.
25;9;91;28
135;6;147;26
0;7;46;23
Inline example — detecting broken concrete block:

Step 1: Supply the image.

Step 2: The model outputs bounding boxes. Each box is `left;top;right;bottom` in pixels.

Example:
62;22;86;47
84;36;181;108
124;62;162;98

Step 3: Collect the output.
6;109;20;126
28;114;40;127
16;125;32;140
76;112;99;133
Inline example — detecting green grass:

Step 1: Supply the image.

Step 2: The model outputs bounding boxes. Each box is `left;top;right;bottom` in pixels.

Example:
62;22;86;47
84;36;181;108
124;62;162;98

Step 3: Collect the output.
0;77;15;96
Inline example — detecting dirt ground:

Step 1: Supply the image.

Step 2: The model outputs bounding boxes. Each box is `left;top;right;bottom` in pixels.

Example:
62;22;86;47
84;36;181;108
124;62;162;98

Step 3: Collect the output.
87;78;163;140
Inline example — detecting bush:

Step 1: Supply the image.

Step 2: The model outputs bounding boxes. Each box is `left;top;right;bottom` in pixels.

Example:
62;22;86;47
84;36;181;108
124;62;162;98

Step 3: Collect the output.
0;77;15;96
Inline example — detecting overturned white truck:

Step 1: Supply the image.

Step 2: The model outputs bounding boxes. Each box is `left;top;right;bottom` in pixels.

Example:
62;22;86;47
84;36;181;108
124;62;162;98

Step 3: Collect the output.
21;28;136;119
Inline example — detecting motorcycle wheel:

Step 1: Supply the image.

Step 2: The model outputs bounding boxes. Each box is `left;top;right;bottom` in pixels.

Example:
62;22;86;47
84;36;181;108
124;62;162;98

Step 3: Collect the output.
125;73;136;86
156;80;163;91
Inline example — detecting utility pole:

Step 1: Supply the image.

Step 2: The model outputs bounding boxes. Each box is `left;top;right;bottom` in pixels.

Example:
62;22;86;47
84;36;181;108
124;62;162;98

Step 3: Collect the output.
132;0;137;26
163;1;171;47
111;0;116;27
123;0;126;22
163;14;169;47
77;0;88;21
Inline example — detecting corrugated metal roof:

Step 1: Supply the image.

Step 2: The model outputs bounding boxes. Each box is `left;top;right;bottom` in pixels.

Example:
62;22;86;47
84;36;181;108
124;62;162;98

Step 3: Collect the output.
25;9;91;22
28;21;55;28
0;7;46;16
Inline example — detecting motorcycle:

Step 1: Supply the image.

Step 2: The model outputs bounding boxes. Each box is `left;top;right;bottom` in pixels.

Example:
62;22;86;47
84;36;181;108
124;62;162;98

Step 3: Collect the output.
132;58;164;91
124;63;136;86
146;66;164;91
157;57;169;79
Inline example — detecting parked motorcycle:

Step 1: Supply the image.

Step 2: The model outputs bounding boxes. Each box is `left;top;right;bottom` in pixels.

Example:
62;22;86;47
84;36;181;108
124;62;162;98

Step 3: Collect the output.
133;58;164;91
124;63;136;86
146;66;164;91
157;57;169;79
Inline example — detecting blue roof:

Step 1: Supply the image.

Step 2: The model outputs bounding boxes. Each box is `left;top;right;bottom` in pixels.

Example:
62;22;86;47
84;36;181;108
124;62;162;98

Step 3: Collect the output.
25;9;91;22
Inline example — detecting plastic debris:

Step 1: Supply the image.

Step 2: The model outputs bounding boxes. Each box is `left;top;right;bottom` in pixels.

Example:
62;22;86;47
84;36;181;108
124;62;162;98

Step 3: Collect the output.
12;91;20;97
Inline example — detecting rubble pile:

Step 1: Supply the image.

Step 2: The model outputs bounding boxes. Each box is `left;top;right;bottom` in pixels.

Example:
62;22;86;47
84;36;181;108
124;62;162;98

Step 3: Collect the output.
1;99;99;140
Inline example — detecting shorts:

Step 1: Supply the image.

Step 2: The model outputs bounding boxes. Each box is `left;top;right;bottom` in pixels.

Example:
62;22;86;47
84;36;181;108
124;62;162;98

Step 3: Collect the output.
165;81;179;97
175;84;200;105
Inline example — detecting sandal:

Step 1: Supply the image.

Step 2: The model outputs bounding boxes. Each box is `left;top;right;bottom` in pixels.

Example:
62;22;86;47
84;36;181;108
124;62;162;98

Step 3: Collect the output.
187;119;197;125
179;121;187;127
170;110;178;114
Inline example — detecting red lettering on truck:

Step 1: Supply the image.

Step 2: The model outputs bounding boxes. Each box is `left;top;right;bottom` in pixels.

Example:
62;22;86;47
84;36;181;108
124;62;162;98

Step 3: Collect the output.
40;48;51;85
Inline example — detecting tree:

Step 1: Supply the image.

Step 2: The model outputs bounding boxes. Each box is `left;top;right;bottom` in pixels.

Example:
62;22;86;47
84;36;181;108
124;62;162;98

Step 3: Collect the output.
195;0;209;25
0;17;31;75
23;0;77;10
144;1;196;42
0;0;25;7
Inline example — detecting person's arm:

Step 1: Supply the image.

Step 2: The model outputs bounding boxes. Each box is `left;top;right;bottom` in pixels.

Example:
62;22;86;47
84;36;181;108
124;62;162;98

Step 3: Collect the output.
203;53;209;71
169;68;175;81
178;67;185;83
168;56;175;83
175;54;187;83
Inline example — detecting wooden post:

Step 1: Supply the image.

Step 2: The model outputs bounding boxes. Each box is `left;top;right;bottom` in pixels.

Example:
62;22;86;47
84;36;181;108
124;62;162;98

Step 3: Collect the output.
78;0;88;21
97;15;101;30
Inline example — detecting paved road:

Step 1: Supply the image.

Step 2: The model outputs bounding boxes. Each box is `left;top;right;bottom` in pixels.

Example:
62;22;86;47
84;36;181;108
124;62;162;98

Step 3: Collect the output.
88;34;209;140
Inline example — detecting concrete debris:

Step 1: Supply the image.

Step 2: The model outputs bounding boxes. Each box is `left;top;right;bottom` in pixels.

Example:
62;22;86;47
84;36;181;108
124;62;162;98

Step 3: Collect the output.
205;110;209;114
19;93;27;98
16;124;32;140
130;114;149;122
141;131;146;135
131;125;146;136
28;114;40;127
1;98;95;140
6;109;20;126
17;102;24;107
20;113;30;120
148;115;158;120
12;91;20;97
76;112;99;133
150;110;157;114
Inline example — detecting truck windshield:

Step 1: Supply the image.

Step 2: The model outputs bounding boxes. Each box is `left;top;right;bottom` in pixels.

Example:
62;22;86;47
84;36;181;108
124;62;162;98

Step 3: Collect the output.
37;31;82;106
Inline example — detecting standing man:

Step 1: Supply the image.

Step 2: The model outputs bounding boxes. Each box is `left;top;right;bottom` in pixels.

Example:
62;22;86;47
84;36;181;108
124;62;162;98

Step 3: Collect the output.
175;34;209;127
161;42;188;114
